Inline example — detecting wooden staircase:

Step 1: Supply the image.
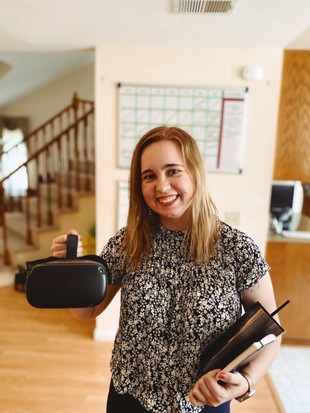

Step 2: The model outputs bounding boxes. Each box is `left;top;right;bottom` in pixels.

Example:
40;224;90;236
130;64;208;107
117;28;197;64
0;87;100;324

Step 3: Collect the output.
0;94;95;273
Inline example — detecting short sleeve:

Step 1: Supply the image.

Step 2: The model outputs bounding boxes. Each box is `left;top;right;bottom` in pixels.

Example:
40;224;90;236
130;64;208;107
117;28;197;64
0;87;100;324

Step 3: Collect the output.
232;231;270;293
99;227;127;284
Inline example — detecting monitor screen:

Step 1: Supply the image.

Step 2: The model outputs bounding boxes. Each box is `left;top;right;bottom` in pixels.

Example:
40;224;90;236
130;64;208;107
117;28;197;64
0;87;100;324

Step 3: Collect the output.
269;181;303;231
270;184;294;218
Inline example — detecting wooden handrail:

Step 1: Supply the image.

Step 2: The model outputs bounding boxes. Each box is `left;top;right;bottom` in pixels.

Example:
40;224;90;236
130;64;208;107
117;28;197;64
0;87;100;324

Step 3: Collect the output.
0;94;95;265
0;93;94;157
0;108;93;183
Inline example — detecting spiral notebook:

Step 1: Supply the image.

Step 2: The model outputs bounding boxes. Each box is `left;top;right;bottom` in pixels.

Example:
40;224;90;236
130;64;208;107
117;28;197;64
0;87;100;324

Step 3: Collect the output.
200;300;289;374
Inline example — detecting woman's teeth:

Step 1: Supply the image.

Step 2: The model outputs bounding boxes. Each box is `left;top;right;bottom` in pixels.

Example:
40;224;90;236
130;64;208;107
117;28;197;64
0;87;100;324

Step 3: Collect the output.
159;195;177;204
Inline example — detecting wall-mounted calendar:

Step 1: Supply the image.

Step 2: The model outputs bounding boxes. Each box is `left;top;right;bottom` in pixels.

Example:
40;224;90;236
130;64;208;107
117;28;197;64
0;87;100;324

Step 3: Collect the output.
117;83;248;174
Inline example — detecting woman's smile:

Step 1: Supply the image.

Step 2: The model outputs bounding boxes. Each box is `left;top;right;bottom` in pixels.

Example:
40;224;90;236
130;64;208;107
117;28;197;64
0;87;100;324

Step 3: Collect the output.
157;194;179;205
141;140;194;230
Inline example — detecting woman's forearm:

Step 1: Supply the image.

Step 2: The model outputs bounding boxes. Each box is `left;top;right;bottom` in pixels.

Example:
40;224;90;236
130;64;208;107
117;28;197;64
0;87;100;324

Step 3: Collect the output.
70;284;121;319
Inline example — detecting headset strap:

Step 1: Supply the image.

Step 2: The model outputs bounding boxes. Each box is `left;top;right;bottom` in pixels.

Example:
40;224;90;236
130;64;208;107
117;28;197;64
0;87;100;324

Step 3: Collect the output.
66;234;78;259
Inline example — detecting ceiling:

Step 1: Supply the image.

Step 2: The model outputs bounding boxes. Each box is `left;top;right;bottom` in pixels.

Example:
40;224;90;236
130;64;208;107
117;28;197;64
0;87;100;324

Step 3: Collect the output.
0;51;94;108
1;0;310;108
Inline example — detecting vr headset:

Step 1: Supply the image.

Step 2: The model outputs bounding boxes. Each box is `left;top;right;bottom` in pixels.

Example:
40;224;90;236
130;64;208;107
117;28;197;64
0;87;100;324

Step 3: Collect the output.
25;234;112;309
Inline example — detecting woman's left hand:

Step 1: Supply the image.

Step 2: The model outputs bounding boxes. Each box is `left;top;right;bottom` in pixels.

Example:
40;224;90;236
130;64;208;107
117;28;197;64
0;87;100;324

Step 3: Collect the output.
188;370;248;407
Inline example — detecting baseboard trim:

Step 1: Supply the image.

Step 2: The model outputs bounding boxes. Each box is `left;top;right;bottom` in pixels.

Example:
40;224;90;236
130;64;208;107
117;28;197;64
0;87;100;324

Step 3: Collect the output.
0;271;15;288
93;326;116;342
265;372;286;413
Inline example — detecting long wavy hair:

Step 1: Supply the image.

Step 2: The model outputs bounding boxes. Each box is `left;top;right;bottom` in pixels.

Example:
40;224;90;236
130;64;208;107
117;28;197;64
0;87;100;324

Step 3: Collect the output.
123;126;220;269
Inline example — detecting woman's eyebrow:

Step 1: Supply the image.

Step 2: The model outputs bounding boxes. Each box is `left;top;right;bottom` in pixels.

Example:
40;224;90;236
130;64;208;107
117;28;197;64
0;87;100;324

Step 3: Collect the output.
164;163;184;168
141;168;153;176
141;163;184;176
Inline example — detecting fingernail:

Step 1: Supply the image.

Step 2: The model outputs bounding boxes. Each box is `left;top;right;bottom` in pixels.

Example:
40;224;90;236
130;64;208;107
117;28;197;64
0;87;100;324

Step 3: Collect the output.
218;371;225;379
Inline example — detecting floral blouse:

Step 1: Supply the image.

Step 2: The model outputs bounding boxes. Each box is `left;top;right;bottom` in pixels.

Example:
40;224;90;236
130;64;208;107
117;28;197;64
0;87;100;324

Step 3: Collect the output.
100;222;269;413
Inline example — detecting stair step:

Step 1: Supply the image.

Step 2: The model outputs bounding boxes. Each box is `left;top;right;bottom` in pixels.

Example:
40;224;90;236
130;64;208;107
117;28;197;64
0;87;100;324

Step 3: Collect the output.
0;192;95;268
4;211;56;240
5;191;91;237
0;225;37;269
21;189;92;217
38;173;95;193
69;159;95;174
38;182;94;200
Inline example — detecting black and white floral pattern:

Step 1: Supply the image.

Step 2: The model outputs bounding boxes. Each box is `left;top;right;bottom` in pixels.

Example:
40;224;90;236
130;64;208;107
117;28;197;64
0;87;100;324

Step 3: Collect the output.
100;222;269;413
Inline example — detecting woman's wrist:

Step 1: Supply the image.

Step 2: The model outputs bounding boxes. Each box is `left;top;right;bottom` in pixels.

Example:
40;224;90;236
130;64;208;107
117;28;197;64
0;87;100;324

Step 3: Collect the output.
235;371;256;402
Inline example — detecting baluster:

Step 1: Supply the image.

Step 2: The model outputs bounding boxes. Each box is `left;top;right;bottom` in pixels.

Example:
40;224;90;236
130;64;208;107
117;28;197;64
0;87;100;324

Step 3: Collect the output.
83;116;91;191
0;184;10;264
66;131;72;208
73;95;80;192
36;155;42;228
57;138;62;209
46;145;53;226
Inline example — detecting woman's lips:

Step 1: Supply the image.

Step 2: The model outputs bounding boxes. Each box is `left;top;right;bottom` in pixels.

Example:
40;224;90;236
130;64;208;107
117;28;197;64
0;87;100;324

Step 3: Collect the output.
157;195;178;205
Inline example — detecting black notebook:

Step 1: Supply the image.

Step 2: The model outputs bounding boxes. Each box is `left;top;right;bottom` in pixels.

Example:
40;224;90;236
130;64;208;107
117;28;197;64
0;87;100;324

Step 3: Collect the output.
200;300;289;374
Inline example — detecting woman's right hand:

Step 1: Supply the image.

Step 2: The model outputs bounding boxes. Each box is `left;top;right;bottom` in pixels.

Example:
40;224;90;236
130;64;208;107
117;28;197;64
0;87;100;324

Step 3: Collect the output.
51;229;83;258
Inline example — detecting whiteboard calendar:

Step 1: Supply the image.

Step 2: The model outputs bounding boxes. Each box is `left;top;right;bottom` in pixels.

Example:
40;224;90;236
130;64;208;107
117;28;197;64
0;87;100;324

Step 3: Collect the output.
117;83;248;174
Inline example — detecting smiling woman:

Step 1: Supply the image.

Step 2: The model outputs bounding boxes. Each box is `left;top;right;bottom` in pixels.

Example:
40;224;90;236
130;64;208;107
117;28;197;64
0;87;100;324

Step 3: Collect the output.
50;125;282;413
126;126;220;268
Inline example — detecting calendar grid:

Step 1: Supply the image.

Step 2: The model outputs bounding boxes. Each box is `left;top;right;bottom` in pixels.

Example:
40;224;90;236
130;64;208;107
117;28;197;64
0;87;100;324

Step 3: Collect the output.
118;84;247;173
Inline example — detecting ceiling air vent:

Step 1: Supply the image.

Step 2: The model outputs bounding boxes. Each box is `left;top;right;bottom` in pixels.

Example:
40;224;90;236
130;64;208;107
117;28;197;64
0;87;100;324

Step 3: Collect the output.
172;0;240;14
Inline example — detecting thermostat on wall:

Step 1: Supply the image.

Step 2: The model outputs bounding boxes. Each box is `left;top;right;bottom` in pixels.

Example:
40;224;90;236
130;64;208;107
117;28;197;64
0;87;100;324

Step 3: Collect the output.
242;66;264;81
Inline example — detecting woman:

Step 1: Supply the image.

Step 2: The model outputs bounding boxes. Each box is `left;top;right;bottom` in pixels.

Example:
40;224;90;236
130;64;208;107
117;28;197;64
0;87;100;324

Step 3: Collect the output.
51;126;281;413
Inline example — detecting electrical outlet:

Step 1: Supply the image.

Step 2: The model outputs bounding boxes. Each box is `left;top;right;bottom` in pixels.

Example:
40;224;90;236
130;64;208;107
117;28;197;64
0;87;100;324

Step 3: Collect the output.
224;211;240;227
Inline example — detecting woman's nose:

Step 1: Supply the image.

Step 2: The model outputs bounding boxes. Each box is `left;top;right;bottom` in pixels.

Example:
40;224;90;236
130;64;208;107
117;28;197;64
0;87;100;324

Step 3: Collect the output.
156;177;171;192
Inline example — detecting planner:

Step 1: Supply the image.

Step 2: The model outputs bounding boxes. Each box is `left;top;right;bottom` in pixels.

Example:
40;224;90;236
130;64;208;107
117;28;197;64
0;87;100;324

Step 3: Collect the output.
200;300;289;374
222;333;277;372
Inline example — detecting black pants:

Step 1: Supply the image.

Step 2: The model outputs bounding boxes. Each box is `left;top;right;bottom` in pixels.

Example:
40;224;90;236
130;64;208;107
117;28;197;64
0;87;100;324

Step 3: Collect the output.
106;381;231;413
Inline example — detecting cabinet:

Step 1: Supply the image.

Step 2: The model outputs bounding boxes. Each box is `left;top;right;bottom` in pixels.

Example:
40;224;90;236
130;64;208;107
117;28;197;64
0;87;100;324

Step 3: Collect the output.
265;239;310;345
266;50;310;345
273;50;310;182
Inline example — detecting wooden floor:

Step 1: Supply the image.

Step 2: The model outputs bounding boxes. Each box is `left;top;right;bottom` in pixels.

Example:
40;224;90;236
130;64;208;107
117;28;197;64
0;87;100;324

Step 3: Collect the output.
0;285;283;413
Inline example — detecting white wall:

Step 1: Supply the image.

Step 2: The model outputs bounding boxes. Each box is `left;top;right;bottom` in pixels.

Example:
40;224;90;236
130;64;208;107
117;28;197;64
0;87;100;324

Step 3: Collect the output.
94;45;283;341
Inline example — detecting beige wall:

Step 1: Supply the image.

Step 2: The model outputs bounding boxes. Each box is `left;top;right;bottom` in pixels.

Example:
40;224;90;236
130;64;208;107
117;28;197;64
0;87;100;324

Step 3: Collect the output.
1;63;94;130
94;45;283;340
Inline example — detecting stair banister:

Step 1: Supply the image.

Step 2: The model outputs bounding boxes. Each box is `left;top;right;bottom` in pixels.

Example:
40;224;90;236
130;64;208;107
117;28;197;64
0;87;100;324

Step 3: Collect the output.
0;95;94;265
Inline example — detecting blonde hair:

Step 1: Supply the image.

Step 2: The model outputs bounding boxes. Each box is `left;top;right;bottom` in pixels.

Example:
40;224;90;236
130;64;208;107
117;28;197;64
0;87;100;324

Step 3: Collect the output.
124;126;220;268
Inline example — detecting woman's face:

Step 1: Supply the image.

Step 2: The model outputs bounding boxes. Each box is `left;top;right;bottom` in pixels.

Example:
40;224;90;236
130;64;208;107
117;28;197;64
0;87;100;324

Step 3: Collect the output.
140;139;194;231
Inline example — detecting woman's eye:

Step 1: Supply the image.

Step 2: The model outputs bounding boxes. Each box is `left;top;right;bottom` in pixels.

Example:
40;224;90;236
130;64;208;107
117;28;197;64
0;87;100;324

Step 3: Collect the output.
168;169;181;176
142;174;154;181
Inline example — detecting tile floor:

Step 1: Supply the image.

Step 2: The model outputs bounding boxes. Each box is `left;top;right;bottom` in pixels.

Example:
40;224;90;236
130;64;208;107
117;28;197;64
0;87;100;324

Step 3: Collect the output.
269;345;310;413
